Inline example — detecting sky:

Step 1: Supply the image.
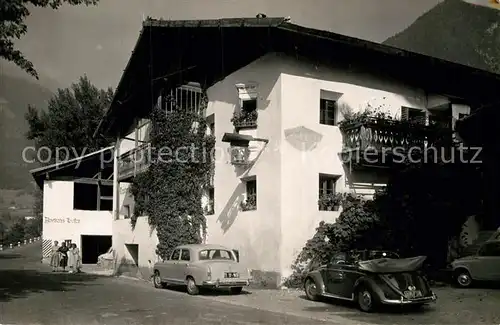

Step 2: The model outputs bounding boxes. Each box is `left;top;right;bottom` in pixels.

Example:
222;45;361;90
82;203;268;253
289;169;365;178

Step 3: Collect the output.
6;0;444;90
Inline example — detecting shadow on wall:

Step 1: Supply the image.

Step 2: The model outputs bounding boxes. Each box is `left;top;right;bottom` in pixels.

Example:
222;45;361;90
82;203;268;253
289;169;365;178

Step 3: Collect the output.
217;183;246;233
0;269;100;303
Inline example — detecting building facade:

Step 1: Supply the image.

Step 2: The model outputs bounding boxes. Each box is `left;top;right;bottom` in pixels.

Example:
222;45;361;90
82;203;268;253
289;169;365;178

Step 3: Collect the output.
31;148;114;265
95;17;500;286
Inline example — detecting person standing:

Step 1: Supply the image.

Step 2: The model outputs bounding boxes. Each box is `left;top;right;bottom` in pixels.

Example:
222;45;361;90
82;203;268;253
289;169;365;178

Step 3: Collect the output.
49;241;61;272
58;242;69;272
72;244;82;273
67;244;76;273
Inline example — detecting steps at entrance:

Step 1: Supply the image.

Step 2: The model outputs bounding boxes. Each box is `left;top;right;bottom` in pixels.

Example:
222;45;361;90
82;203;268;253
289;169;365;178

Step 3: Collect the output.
81;263;114;276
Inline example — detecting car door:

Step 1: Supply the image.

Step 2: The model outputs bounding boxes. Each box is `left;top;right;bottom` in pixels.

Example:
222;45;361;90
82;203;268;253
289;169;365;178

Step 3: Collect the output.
324;253;353;298
164;249;181;282
475;242;500;281
176;248;192;281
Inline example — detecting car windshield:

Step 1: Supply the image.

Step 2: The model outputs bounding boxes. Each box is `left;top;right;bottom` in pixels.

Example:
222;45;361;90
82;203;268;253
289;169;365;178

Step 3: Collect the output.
198;249;235;261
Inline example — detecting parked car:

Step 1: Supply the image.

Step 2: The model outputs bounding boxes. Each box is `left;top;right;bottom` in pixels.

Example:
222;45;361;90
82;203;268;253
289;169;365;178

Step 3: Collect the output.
450;239;500;288
303;250;437;312
152;244;251;295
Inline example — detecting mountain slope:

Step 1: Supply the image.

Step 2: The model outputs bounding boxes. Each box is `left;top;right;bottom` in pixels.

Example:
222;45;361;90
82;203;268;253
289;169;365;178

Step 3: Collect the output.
384;0;500;72
0;74;53;189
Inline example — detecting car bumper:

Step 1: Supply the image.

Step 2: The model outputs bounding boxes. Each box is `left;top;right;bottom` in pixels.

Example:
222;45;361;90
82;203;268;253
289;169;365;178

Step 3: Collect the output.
381;293;437;305
202;280;250;288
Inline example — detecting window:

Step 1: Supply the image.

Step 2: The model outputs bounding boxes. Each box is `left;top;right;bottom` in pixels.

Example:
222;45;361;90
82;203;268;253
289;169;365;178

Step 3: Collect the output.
170;249;180;260
206;187;214;215
180;249;191;261
319;174;339;211
209;122;215;136
401;107;426;124
319;174;338;196
242;99;257;112
320;98;337;125
199;249;235;261
478;242;500;257
73;183;113;211
242;179;257;211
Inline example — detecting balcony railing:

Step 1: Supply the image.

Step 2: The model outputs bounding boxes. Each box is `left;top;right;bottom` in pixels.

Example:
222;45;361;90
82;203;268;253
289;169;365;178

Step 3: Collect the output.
118;143;151;181
340;118;452;167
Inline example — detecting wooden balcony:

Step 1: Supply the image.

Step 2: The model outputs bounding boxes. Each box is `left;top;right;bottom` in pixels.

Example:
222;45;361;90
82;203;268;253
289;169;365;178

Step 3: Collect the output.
340;119;453;168
117;143;151;181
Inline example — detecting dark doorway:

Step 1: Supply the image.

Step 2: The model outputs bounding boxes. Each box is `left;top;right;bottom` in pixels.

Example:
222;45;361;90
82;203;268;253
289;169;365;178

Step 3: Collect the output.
81;235;112;264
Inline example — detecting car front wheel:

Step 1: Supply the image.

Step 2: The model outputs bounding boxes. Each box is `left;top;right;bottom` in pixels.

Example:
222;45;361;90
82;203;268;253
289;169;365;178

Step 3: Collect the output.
454;269;473;288
304;278;320;301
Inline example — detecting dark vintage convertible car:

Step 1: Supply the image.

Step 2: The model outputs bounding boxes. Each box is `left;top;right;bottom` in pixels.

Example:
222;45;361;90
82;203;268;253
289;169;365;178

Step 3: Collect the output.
303;250;437;312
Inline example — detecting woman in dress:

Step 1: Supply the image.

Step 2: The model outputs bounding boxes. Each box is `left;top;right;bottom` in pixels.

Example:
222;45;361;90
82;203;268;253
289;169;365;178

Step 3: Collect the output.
58;242;69;272
49;241;60;272
67;244;76;273
72;244;82;273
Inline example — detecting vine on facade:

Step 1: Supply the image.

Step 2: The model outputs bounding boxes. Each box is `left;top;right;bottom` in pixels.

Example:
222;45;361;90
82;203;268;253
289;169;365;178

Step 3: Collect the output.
129;99;215;259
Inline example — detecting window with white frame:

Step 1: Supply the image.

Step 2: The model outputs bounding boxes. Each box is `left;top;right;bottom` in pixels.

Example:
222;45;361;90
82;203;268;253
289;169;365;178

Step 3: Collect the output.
319;90;342;126
318;174;340;211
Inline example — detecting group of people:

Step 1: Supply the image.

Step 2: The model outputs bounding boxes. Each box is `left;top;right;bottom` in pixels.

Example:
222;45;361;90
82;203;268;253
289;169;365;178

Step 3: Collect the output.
49;241;82;273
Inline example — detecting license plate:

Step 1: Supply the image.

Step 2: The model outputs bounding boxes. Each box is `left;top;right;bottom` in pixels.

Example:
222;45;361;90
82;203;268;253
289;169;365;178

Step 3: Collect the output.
224;272;239;278
403;290;423;299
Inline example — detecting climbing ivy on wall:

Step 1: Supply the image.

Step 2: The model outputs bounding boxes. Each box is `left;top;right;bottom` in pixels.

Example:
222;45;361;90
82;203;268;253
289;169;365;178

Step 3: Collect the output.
129;100;215;259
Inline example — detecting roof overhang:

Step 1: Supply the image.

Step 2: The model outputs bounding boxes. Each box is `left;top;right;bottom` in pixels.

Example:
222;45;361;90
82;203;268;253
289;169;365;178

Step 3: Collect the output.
30;146;114;188
95;16;500;139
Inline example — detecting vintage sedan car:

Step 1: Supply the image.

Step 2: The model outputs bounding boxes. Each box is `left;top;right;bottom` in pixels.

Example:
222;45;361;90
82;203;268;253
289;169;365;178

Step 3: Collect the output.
152;244;251;295
303;250;437;312
450;239;500;288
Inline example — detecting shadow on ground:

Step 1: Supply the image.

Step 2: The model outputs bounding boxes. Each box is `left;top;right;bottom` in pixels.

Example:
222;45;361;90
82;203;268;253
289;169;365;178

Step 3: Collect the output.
298;294;441;324
0;253;22;260
0;269;101;303
163;285;252;296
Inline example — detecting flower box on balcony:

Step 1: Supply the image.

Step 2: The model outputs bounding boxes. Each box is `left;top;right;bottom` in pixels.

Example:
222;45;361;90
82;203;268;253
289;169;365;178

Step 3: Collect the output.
231;110;258;129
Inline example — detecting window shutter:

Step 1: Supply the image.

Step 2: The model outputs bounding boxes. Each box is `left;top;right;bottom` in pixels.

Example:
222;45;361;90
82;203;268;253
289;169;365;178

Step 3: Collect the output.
400;106;409;120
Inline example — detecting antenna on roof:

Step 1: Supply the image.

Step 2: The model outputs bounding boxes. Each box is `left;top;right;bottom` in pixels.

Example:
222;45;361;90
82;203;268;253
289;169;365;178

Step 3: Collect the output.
256;13;267;18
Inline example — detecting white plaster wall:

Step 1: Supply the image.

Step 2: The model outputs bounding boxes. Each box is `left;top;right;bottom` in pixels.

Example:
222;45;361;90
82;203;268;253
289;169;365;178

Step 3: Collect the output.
112;181;159;270
42;181;112;255
205;54;283;274
460;215;480;246
278;55;436;277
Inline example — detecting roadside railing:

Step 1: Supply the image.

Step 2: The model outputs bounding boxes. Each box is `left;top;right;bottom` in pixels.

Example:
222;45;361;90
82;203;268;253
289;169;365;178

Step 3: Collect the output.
0;237;42;251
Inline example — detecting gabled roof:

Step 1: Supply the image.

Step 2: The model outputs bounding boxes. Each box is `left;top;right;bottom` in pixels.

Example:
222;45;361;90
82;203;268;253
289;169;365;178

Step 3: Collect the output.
95;16;500;138
30;146;114;187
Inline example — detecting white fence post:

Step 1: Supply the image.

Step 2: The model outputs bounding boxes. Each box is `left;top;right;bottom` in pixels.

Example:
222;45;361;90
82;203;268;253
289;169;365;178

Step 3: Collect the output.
29;238;32;243
10;243;13;249
0;245;2;251
24;239;27;245
17;241;20;247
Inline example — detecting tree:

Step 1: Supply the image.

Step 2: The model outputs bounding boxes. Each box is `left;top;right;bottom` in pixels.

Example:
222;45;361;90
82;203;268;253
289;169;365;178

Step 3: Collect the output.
1;0;99;79
25;215;41;238
130;99;215;259
6;218;26;244
25;75;113;164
